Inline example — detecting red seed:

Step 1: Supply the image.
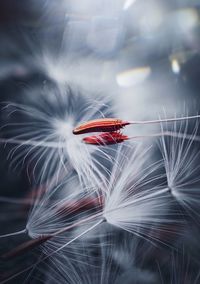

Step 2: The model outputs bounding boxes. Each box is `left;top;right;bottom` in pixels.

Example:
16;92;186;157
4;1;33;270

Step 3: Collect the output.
73;118;130;135
83;132;129;145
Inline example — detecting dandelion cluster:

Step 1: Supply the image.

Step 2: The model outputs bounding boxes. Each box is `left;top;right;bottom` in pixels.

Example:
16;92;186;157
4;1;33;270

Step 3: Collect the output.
1;1;200;284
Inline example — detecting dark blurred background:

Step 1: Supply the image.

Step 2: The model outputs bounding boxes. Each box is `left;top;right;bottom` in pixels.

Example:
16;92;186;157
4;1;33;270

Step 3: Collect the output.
1;0;200;283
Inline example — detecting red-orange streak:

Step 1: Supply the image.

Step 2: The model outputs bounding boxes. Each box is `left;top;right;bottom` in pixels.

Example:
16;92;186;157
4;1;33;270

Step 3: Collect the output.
83;132;129;145
73;118;130;135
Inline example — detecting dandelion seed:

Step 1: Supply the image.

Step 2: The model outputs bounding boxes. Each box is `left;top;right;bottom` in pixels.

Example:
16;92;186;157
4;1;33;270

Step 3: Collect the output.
25;144;172;246
158;117;200;219
73;115;200;135
74;114;200;147
73;118;130;135
25;170;103;239
102;144;176;244
82;130;200;146
83;132;129;145
1;143;176;283
0;86;114;189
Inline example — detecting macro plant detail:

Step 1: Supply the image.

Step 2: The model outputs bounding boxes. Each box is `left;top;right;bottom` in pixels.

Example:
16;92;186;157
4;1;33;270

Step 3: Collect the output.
1;1;200;284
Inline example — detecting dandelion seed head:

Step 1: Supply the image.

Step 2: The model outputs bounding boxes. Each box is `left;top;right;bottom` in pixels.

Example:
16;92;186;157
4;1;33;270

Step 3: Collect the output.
102;144;173;244
158;115;200;215
51;117;90;166
26;170;100;238
1;86;114;186
53;118;74;140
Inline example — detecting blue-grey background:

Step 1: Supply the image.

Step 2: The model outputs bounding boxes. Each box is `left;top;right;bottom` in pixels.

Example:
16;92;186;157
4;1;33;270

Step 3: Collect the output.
1;1;200;283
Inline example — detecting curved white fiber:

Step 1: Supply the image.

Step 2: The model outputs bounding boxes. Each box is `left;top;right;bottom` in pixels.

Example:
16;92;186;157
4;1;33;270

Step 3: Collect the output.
0;228;26;238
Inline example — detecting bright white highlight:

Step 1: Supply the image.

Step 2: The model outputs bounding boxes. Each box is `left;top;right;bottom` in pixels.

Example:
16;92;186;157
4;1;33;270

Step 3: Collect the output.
171;59;181;74
123;0;137;10
116;67;151;87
